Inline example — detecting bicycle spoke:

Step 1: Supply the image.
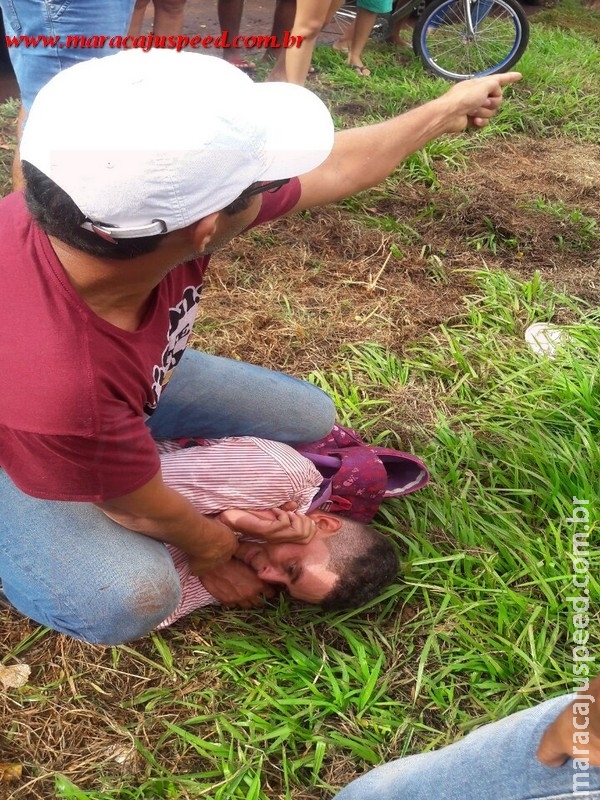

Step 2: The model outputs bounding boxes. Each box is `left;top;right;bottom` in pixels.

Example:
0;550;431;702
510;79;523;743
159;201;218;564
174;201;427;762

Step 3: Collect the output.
414;0;528;80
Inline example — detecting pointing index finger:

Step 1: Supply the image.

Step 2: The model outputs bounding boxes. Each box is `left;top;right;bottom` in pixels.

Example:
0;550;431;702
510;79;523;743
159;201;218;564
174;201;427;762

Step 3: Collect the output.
496;71;522;87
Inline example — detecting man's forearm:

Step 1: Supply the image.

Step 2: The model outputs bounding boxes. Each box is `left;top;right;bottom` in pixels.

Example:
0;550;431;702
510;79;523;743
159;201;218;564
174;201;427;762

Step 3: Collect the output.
96;472;238;572
100;500;225;556
302;99;449;207
294;73;521;213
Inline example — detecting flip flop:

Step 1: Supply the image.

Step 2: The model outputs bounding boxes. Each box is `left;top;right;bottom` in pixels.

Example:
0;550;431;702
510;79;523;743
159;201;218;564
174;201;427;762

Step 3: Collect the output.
332;41;349;53
296;424;429;523
349;63;371;77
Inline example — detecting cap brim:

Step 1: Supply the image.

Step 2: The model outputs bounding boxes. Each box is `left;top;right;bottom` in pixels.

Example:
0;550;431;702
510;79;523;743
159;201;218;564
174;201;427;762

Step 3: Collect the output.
251;82;335;180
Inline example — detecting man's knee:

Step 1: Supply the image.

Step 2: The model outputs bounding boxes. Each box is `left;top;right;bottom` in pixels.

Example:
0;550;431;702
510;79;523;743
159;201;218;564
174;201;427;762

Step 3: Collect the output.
293;20;323;38
292;386;336;442
6;569;183;646
87;573;182;645
156;0;187;11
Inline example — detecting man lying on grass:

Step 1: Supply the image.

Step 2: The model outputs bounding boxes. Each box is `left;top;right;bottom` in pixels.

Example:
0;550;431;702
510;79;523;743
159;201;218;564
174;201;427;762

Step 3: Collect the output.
153;435;401;626
0;48;521;644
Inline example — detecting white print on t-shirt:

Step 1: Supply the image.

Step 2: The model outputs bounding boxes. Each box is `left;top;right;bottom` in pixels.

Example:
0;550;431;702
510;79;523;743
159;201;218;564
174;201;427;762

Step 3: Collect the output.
145;285;201;415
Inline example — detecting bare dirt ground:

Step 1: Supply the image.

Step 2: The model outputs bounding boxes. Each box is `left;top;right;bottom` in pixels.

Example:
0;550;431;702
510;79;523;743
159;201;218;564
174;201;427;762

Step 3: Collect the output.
192;135;600;379
0;0;545;101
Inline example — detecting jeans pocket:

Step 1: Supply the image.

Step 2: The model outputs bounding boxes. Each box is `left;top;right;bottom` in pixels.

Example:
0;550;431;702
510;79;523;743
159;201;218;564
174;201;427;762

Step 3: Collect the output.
1;0;22;34
0;0;74;33
45;0;75;23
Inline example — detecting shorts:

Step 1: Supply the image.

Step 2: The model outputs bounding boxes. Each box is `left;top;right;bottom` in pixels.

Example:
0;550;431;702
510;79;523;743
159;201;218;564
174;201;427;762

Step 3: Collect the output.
0;0;135;110
357;0;393;15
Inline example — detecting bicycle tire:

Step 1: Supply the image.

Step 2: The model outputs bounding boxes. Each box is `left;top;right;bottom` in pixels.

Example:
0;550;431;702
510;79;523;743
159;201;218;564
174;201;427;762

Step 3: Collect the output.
412;0;529;81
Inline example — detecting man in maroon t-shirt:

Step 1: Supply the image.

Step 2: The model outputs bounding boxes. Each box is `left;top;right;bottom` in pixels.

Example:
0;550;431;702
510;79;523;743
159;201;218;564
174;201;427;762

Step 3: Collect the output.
0;49;520;644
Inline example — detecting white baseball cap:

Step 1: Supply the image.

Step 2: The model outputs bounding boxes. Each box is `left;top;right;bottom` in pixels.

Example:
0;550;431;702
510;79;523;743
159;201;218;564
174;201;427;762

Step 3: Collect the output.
20;50;335;239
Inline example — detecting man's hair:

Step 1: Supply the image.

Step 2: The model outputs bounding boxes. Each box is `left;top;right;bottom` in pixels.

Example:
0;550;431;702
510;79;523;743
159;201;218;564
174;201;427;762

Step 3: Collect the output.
22;162;166;260
22;162;253;260
320;517;399;611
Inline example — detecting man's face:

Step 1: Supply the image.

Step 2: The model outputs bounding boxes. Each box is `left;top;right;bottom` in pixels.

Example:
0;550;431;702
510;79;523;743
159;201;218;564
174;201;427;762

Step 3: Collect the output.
192;196;262;257
235;529;339;604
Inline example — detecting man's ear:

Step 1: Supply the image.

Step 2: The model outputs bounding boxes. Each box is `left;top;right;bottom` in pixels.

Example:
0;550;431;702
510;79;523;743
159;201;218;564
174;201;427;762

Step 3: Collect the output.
187;213;220;253
308;511;343;532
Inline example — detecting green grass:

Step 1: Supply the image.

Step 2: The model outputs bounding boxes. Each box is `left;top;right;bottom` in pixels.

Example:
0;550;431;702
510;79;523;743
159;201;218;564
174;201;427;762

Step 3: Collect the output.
0;95;18;194
313;6;600;143
34;270;596;800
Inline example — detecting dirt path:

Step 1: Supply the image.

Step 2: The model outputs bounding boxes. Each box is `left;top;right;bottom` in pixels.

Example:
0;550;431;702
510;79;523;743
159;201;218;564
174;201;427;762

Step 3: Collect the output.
0;0;544;103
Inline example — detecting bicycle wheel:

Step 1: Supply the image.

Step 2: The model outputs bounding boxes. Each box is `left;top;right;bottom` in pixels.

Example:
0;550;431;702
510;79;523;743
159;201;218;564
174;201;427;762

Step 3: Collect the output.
412;0;529;80
331;4;357;40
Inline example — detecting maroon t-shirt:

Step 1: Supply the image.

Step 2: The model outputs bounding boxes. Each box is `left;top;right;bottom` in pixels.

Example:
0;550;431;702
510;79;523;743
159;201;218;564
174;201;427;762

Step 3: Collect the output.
0;181;301;501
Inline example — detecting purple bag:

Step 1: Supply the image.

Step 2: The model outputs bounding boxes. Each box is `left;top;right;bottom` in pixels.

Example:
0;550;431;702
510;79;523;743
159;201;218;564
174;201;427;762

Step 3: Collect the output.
295;424;429;523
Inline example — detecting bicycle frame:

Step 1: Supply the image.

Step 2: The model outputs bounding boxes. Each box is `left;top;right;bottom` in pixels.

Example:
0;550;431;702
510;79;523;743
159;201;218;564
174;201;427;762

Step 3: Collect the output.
334;0;423;41
337;0;497;43
333;0;529;80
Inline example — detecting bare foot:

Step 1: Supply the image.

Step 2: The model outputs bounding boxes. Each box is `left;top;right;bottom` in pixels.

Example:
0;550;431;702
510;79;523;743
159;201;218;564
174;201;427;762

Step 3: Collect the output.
265;66;287;81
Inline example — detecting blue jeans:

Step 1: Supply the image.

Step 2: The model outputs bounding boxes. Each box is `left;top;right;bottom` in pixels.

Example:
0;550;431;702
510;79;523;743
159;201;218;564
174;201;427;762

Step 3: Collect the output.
0;351;335;644
334;695;600;800
0;0;135;110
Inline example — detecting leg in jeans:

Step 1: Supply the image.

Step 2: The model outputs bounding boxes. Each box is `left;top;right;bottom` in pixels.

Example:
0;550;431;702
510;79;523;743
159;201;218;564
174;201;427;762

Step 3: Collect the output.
0;469;180;645
148;349;336;442
334;695;600;799
0;351;334;641
0;0;136;112
0;0;135;187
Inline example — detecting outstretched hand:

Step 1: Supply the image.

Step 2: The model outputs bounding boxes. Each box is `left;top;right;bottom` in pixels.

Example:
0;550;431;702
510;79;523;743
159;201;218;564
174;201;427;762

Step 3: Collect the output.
218;506;317;544
537;674;600;767
441;71;522;133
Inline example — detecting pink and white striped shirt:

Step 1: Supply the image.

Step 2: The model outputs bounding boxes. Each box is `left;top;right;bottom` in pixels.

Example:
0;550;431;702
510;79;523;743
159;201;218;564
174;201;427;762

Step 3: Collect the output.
155;437;323;627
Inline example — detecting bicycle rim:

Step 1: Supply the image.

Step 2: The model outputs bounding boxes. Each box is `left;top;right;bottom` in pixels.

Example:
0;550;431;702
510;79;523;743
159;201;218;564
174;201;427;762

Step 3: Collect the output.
414;0;528;80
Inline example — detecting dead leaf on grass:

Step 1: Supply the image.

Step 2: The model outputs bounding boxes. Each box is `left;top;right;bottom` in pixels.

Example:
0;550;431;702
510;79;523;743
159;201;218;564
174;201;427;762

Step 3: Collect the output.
0;662;31;689
103;743;143;775
0;763;22;782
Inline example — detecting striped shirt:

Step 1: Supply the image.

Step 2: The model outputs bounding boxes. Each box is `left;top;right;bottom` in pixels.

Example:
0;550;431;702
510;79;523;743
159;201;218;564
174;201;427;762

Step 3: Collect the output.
155;437;323;627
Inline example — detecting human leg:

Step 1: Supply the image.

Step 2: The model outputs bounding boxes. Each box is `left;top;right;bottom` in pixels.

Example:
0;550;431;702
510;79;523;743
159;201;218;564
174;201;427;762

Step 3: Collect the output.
147;349;336;442
1;0;134;187
0;470;180;644
346;7;377;74
282;0;330;84
151;0;187;37
0;0;135;111
270;0;297;45
334;695;600;799
218;0;254;68
386;15;413;47
128;0;151;35
333;19;354;53
263;0;296;77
